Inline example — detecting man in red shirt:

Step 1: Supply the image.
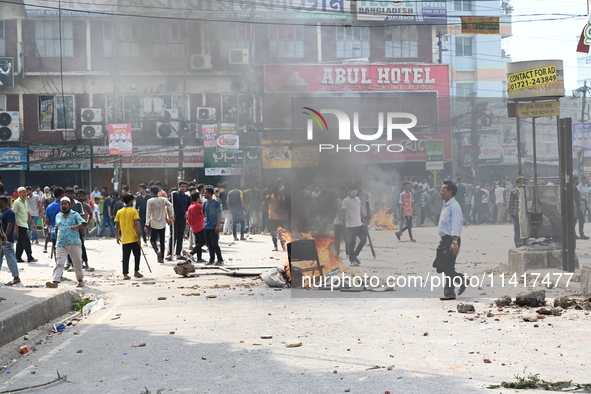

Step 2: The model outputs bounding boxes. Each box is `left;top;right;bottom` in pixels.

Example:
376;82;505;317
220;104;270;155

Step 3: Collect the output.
187;192;206;262
395;181;416;242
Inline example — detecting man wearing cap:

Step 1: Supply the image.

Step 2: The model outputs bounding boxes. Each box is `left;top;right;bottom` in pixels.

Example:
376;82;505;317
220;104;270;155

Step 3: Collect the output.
12;187;37;263
46;197;86;288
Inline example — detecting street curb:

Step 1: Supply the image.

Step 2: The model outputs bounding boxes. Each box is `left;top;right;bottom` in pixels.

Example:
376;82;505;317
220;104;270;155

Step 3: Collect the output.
0;290;80;349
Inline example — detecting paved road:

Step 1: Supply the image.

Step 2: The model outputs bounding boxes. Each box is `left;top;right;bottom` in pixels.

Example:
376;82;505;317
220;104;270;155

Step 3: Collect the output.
1;224;590;393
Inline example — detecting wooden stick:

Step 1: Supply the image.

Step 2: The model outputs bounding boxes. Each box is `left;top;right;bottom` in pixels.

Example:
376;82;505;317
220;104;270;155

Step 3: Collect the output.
139;245;152;273
0;371;68;393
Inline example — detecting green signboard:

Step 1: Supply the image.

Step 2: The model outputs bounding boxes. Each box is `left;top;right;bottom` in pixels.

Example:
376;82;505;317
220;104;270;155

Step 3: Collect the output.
425;140;444;171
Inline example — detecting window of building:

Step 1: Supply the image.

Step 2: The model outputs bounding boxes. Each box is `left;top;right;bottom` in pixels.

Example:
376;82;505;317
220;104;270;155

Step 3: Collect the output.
385;25;418;58
35;21;73;58
455;36;473;57
153;21;187;58
103;22;140;58
454;0;472;11
456;83;475;98
38;95;75;130
221;94;256;123
219;24;254;59
0;21;5;56
0;95;6;111
336;26;370;58
269;25;304;58
106;94;187;129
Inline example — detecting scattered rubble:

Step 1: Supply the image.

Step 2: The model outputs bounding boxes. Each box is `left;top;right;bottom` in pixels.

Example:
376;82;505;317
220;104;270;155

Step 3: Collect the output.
457;303;475;314
515;290;546;307
495;296;512;307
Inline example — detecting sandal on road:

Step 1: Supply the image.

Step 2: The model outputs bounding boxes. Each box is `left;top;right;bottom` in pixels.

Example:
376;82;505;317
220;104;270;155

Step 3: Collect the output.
76;282;85;288
6;279;21;286
46;282;58;288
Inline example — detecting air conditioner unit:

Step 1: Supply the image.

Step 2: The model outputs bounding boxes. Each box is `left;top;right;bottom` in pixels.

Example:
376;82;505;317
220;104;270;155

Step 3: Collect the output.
164;108;178;120
82;124;104;139
0;111;20;142
81;108;103;123
191;54;212;70
229;48;249;65
156;121;179;139
197;107;216;121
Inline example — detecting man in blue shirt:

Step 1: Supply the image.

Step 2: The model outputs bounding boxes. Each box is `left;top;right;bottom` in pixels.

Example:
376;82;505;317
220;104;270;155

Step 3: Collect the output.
44;187;64;259
46;197;86;289
202;187;223;265
433;180;466;300
0;195;21;285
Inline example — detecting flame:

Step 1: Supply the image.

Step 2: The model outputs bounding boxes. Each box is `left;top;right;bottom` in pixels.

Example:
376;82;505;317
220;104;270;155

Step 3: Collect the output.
369;207;398;230
278;227;355;285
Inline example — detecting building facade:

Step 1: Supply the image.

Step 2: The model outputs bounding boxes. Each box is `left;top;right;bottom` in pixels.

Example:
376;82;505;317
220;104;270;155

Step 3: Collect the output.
0;0;454;192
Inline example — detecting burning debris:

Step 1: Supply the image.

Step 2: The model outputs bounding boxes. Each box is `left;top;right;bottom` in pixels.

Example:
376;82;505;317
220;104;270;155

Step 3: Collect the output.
369;208;398;231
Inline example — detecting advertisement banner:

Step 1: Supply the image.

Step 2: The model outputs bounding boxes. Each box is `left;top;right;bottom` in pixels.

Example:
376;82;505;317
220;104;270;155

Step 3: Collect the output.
108;124;133;155
262;145;318;169
0;58;14;88
501;144;518;164
202;124;218;149
29;146;91;171
507;60;565;100
357;0;446;22
425;140;444;170
517;100;560;118
93;146;204;168
0;148;27;170
461;16;500;34
265;64;450;94
573;123;591;152
217;124;240;151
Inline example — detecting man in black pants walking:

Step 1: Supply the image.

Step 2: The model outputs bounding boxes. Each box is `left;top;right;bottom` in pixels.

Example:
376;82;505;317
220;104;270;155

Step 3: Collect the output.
433;180;467;300
168;181;192;260
203;187;224;265
136;183;150;244
145;186;174;263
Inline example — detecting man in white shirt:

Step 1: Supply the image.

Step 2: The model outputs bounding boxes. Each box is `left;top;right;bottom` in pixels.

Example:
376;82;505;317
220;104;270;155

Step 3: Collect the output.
90;185;102;200
145;186;174;263
341;189;366;266
433;180;466;300
494;183;505;224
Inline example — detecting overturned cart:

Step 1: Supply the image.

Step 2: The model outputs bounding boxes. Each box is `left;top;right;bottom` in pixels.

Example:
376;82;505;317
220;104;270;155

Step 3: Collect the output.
173;256;280;277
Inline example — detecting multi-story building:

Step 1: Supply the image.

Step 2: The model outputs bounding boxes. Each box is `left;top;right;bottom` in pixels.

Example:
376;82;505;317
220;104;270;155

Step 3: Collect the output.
0;0;454;192
444;0;512;97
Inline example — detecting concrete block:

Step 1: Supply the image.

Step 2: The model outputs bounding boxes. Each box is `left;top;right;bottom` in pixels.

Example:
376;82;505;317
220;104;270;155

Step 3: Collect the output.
581;264;591;295
502;245;577;275
0;290;79;348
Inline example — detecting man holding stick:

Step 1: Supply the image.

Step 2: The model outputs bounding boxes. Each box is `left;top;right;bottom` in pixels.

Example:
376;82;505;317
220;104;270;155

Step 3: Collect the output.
115;194;143;279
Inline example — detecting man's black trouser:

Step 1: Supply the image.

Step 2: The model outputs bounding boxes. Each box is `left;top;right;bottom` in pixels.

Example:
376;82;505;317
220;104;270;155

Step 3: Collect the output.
204;229;223;262
168;222;186;256
122;242;141;275
433;235;463;298
191;230;206;260
347;225;367;263
150;227;166;259
16;226;34;261
399;216;413;239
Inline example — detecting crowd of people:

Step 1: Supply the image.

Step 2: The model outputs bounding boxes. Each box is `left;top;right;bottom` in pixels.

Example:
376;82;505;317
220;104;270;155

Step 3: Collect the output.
2;170;574;292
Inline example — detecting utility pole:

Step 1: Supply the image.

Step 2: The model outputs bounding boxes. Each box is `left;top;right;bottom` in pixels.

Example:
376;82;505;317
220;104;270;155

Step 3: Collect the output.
437;32;444;64
578;81;588;177
112;13;122;192
470;93;480;180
